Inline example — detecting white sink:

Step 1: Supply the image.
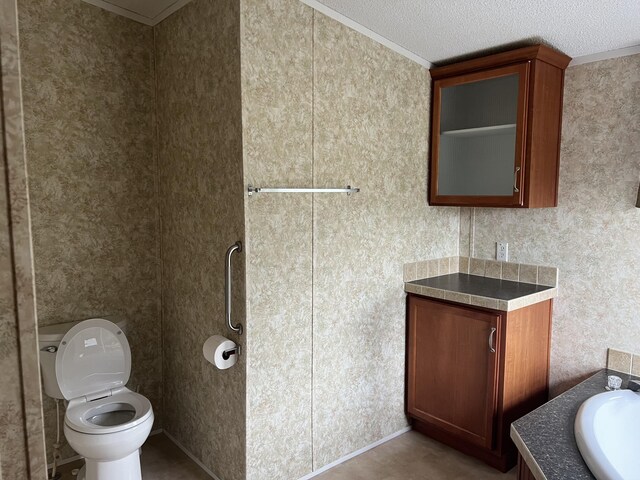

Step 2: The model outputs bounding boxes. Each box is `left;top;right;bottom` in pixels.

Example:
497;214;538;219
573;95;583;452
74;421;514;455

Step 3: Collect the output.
575;389;640;480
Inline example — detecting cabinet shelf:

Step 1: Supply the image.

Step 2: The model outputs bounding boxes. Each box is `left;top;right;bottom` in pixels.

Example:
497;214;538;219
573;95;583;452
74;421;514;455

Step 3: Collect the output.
440;124;516;138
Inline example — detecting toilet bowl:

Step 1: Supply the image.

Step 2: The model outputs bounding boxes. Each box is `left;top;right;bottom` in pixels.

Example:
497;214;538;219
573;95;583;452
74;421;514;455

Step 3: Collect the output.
54;318;154;480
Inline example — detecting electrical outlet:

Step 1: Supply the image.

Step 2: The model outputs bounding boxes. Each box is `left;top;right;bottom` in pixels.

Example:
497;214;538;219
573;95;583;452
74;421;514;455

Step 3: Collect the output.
496;242;508;262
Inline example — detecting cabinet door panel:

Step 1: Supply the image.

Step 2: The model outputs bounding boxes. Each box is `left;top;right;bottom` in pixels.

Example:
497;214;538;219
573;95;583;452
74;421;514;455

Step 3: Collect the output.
430;63;529;206
407;296;500;449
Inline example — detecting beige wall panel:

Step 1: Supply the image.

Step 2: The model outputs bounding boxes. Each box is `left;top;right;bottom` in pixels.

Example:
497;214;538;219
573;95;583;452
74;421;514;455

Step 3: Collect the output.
312;13;460;469
241;1;460;476
155;1;246;479
241;0;314;478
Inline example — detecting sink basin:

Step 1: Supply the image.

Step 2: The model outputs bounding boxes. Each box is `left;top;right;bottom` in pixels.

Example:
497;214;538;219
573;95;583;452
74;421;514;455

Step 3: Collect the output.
575;389;640;480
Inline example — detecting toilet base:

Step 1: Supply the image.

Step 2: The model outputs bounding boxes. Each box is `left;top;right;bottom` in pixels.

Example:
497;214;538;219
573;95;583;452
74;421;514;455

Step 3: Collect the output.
80;450;141;480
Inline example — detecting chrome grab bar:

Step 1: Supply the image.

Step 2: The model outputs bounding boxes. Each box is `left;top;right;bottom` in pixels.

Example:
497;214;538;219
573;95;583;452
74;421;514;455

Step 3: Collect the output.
225;241;243;335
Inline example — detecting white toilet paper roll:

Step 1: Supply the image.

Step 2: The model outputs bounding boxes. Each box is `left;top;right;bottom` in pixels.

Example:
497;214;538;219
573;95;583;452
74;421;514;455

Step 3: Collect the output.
203;335;238;370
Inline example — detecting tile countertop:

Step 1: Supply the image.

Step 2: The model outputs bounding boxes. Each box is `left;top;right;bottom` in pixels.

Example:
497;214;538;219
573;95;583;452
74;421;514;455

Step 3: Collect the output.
404;273;557;312
511;369;640;480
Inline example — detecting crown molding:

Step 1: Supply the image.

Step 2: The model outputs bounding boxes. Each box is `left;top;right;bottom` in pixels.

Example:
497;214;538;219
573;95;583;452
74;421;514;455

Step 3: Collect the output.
80;0;192;26
569;44;640;66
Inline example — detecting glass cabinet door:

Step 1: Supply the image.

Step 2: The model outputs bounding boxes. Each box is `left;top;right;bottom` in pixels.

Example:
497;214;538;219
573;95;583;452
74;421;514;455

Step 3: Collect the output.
431;63;529;206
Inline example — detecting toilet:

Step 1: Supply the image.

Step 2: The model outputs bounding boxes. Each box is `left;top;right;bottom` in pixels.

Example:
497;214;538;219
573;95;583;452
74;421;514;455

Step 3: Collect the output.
39;318;154;480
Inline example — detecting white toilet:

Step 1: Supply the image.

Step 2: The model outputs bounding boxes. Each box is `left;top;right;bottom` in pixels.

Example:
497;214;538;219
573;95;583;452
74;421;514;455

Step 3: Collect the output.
39;318;154;480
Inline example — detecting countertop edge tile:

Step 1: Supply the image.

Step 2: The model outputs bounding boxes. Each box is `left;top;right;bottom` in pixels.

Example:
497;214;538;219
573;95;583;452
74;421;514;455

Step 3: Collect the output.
404;282;421;295
468;295;499;310
505;288;558;312
443;291;470;304
423;286;445;299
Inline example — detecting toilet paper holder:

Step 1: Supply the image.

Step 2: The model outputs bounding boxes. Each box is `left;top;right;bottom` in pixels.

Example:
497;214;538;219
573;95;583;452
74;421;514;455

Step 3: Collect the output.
222;345;240;360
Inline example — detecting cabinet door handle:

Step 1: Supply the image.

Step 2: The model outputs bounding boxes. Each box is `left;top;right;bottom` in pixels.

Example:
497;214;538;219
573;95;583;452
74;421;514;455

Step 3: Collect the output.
513;167;521;193
489;327;497;353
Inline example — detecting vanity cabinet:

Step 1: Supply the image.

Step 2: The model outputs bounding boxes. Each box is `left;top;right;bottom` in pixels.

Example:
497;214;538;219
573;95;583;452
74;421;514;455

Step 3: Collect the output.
406;294;553;471
429;45;571;207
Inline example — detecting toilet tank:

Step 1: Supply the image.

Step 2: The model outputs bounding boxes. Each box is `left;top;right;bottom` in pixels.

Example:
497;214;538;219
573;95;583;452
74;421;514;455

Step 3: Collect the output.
38;318;127;399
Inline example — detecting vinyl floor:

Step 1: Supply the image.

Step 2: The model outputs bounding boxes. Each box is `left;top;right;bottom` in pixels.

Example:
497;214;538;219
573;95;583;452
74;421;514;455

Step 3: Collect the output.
314;431;517;480
53;430;517;480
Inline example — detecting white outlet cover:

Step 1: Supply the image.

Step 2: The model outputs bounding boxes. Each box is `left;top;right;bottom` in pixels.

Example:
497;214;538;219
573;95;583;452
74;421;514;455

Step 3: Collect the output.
497;242;509;262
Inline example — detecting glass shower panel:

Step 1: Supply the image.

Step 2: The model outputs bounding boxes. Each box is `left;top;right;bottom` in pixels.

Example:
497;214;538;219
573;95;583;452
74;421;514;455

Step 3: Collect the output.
437;73;520;196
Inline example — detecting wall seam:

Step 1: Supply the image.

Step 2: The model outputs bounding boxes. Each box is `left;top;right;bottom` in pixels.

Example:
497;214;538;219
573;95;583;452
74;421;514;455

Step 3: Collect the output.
0;49;32;477
0;1;47;473
470;207;475;257
151;24;165;430
310;7;315;473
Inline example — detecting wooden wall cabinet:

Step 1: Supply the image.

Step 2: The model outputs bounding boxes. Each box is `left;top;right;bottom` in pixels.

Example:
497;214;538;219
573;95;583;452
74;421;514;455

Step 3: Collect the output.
406;294;553;471
429;45;571;207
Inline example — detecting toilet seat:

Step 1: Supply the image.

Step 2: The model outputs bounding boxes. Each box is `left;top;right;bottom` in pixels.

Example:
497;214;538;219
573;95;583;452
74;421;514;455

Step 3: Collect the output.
56;318;152;434
55;318;131;401
65;388;152;435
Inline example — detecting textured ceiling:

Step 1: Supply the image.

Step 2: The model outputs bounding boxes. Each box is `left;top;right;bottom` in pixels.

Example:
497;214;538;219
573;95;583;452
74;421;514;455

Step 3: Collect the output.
308;0;640;64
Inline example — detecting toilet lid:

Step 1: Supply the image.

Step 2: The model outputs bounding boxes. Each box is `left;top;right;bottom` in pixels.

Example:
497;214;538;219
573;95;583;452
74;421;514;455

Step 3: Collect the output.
55;318;131;400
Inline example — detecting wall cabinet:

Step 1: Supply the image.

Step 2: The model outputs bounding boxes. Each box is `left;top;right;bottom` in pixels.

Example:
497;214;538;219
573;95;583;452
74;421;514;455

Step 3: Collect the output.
406;294;553;471
429;45;571;207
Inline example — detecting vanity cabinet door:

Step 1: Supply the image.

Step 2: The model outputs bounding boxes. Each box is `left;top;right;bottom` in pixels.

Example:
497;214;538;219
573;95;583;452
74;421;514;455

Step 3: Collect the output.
407;296;500;449
430;63;529;207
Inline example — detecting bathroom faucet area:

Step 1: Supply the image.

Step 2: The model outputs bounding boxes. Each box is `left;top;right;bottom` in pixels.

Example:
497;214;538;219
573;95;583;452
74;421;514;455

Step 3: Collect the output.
0;1;639;480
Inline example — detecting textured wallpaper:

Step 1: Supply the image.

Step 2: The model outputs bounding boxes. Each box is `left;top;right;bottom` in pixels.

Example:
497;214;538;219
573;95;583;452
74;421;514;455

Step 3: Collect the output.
241;1;459;477
241;1;314;479
0;0;47;477
464;54;640;395
18;0;161;463
312;13;460;469
155;1;246;479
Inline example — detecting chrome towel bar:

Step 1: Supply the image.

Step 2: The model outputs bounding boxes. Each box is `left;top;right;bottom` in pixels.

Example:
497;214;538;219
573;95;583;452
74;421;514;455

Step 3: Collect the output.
247;185;359;196
225;241;243;335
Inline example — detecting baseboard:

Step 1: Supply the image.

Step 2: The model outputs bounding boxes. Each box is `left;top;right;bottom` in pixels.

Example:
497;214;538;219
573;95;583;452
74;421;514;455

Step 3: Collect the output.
297;426;412;480
163;430;222;480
